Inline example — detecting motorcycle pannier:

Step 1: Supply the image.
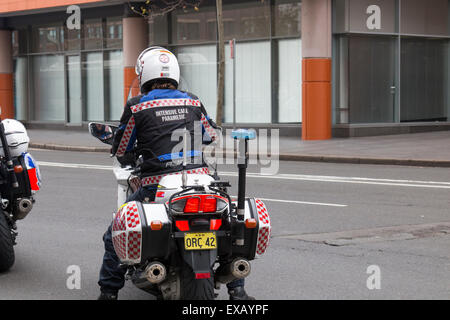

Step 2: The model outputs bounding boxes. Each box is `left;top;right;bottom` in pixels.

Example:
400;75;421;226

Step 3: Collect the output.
111;201;172;265
231;198;271;260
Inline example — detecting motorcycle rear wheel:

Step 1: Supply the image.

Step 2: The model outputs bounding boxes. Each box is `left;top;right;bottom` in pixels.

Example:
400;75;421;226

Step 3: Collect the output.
0;210;15;272
180;262;215;300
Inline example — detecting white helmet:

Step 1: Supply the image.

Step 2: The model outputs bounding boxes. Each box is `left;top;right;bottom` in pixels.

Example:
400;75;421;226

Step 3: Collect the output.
135;46;180;92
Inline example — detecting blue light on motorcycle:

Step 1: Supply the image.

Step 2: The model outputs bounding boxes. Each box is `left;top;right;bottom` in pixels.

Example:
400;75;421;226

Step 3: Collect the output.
231;129;256;140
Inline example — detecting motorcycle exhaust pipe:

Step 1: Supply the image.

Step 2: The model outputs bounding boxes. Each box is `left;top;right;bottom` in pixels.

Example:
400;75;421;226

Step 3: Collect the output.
15;198;33;220
215;258;251;284
145;261;167;284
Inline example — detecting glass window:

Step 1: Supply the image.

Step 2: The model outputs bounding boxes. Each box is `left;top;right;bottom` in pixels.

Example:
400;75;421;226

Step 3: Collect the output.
401;0;449;36
32;25;64;53
273;0;301;37
149;15;169;45
334;36;349;124
14;57;28;121
84;19;103;50
172;6;217;44
32;55;65;121
278;38;302;123
104;51;124;120
106;18;123;49
66;28;81;51
177;45;218;120
400;38;449;122
223;1;270;40
84;52;104;121
12;31;19;57
67;55;82;124
224;41;272;123
16;29;28;55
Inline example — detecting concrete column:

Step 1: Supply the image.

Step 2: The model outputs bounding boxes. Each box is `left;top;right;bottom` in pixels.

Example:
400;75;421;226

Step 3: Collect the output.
301;0;332;140
0;30;14;119
122;17;148;103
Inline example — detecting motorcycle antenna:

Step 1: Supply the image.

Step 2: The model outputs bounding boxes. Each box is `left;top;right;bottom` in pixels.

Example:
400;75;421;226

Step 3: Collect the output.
212;158;219;181
211;127;222;181
182;128;188;188
231;129;256;246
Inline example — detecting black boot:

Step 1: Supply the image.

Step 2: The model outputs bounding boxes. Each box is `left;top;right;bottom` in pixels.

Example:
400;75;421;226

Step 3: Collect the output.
228;286;255;300
98;291;118;300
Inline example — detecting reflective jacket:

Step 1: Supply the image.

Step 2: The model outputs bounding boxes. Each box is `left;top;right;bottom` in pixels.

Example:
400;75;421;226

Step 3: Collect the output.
112;89;219;185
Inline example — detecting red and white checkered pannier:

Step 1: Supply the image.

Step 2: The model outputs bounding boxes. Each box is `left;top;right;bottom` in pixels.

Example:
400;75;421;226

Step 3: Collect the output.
111;201;143;265
111;201;172;265
254;199;271;256
230;198;272;259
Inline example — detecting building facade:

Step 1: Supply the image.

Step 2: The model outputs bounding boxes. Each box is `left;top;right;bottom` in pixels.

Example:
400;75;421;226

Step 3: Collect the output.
0;0;449;139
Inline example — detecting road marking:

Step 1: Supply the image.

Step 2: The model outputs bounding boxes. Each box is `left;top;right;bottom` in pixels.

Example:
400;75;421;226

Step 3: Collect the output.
255;197;347;208
37;161;450;189
219;171;450;189
38;161;113;171
37;161;348;208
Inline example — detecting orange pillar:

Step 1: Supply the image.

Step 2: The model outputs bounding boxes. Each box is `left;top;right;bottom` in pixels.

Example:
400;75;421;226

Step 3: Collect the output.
122;17;148;103
301;0;332;140
0;30;14;119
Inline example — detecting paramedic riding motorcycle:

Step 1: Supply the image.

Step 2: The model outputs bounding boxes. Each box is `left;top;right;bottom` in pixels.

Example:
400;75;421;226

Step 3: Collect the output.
97;47;254;300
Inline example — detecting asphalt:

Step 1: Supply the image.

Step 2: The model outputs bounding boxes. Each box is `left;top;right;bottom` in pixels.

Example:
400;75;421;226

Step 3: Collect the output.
26;128;450;167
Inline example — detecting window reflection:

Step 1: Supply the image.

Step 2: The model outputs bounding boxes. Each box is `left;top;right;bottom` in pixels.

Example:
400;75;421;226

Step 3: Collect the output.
222;1;270;40
67;55;82;124
12;31;19;56
32;25;64;53
66;28;81;51
14;57;28;121
84;52;104;121
274;0;301;37
177;45;217;119
84;19;103;50
106;18;123;49
172;6;217;44
32;55;65;121
105;51;124;120
149;15;169;45
165;0;301;124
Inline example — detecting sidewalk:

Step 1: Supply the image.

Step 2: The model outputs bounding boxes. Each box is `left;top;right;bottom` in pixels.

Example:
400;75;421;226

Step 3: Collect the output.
26;128;450;167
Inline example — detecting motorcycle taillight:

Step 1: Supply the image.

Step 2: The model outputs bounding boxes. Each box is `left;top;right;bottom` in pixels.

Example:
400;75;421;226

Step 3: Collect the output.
203;197;217;213
171;194;228;214
184;197;200;213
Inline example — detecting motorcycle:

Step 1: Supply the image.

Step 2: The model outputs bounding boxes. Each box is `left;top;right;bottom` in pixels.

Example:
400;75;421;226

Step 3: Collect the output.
89;123;271;300
0;116;41;272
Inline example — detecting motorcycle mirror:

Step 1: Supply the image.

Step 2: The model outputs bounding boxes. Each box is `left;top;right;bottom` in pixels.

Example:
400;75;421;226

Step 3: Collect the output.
88;122;117;145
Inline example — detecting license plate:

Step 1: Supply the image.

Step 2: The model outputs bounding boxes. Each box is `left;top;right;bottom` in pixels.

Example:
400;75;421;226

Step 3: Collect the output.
184;232;217;250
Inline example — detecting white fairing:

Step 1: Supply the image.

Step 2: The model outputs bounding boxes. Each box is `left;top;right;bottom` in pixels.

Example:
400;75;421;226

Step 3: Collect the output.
113;155;214;207
142;203;170;224
0;119;29;157
154;174;215;204
158;174;214;189
113;158;134;208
